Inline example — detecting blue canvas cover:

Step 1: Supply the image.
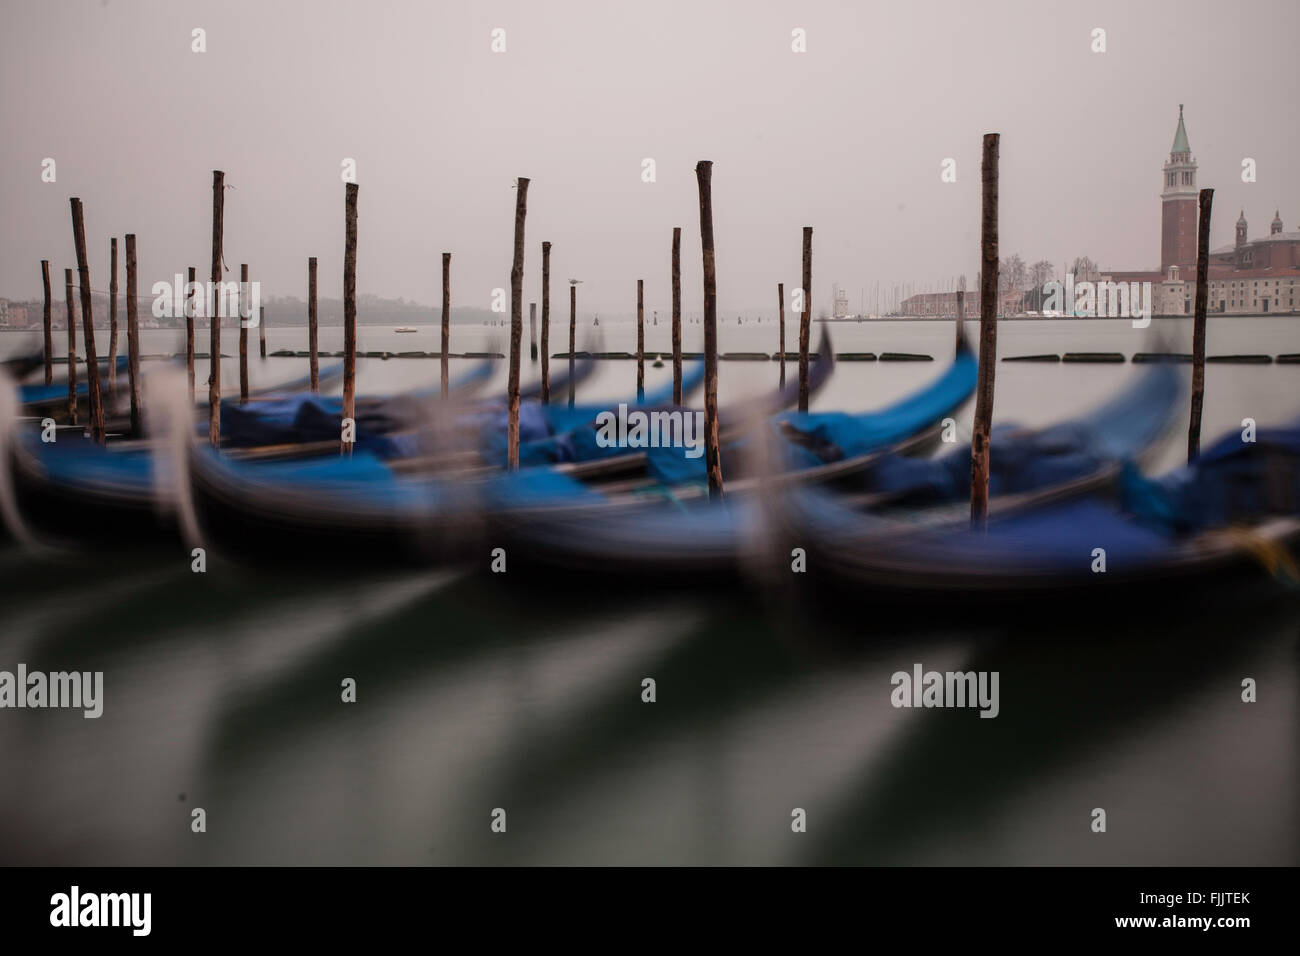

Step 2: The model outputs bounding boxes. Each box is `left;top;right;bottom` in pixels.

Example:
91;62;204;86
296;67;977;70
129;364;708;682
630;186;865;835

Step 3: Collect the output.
1121;425;1300;534
19;355;129;405
859;361;1181;503
646;345;979;486
480;363;708;468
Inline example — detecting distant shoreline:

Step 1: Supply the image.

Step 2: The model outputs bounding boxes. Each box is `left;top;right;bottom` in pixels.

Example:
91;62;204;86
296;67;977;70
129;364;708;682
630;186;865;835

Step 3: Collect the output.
2;312;1295;333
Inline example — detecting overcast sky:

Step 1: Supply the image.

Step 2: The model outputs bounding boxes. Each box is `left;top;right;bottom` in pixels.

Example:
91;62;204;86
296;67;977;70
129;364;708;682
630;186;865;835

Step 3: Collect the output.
3;0;1297;315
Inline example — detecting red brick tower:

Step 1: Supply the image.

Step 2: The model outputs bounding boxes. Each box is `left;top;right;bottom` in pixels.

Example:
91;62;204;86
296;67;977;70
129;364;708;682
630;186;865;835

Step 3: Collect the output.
1161;105;1198;274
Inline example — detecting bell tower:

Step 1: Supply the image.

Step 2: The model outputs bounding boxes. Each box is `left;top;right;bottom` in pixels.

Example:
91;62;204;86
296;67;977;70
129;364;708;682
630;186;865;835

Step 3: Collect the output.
1161;105;1198;273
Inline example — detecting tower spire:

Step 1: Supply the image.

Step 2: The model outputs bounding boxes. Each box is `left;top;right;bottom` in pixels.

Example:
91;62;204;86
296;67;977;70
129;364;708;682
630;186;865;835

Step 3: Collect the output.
1161;105;1198;272
1171;104;1191;156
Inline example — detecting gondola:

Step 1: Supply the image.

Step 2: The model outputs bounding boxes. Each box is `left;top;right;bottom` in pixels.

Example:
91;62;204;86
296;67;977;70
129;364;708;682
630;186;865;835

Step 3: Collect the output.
485;337;980;581
180;336;967;569
3;351;693;549
788;411;1300;610
478;332;834;482
18;356;345;418
17;354;129;414
487;354;1181;585
213;354;594;459
213;356;497;458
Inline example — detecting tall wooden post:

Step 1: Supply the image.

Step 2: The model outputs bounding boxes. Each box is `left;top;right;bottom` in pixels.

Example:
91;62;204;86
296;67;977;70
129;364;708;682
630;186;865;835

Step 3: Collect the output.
64;269;76;424
108;238;118;399
185;266;196;402
970;133;1000;529
440;252;450;399
955;285;965;350
70;199;105;444
258;295;267;359
308;257;319;393
507;177;529;470
568;282;577;409
799;227;812;412
40;260;52;385
541;241;551;402
777;282;786;388
695;160;723;500
125;234;142;437
636;278;645;402
671;227;682;404
529;302;538;362
342;182;358;456
239;263;250;403
208;170;224;448
1188;187;1214;462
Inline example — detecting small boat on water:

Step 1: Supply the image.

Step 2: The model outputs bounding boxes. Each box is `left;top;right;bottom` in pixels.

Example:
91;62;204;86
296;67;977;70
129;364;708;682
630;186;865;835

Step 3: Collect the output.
395;327;418;333
793;418;1300;610
483;352;1180;585
214;354;597;460
17;354;129;413
14;326;1292;609
168;334;954;569
2;351;642;548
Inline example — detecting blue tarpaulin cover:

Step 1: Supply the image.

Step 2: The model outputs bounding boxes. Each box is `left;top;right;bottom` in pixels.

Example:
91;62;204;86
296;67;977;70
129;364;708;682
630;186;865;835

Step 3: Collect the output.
645;345;979;486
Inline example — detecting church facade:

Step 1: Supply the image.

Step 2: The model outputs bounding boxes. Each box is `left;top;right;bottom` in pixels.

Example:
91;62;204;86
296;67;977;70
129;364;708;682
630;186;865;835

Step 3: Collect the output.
1109;106;1300;315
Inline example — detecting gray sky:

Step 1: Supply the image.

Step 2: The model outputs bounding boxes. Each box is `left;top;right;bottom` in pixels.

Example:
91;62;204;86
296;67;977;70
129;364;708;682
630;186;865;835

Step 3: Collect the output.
3;0;1297;314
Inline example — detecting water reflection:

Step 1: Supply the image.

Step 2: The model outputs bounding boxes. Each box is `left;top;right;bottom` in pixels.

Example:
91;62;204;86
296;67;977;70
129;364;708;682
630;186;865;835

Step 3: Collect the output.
1;536;1295;865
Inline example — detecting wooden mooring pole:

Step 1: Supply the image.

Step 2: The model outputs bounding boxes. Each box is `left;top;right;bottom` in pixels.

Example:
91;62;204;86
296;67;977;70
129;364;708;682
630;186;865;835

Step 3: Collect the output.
440;252;450;399
308;257;319;393
239;263;250;403
568;282;577;409
208;170;224;448
695;160;723;500
778;282;786;389
955;284;965;350
1187;187;1214;462
507;177;529;470
125;234;142;437
541;241;551;402
970;133;1000;530
258;295;267;359
799;227;812;412
108;238;118;400
70;199;105;443
636;278;645;402
40;260;52;385
342;182;358;456
671;227;682;404
64;268;76;424
186;266;196;403
529;302;538;362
